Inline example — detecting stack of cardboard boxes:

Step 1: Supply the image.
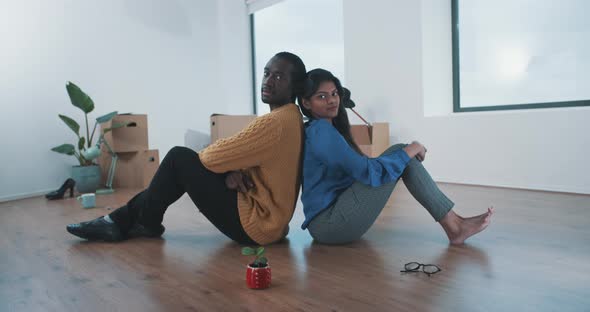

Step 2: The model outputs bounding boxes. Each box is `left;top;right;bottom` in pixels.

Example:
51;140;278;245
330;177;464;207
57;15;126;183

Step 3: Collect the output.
209;114;389;157
98;114;159;189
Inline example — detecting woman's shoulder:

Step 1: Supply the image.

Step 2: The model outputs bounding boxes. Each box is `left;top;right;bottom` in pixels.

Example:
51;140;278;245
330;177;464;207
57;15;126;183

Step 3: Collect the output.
305;119;332;133
305;119;339;144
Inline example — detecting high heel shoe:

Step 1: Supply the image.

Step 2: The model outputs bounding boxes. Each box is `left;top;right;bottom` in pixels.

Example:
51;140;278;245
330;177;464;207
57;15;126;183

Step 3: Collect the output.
45;178;76;200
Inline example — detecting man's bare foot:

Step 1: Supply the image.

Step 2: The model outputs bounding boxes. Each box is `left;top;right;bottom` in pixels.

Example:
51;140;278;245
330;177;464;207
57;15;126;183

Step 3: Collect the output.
440;207;493;245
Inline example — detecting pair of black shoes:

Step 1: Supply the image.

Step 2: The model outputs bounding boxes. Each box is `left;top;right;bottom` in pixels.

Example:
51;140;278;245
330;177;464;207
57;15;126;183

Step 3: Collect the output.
66;217;165;242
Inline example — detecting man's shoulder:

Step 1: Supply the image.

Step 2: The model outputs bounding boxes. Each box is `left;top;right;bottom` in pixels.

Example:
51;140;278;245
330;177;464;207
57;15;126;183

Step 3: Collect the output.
271;104;302;118
271;105;303;126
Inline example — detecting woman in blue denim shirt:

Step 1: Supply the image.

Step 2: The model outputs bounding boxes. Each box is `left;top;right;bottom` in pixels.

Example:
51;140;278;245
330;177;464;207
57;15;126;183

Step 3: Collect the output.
299;68;493;245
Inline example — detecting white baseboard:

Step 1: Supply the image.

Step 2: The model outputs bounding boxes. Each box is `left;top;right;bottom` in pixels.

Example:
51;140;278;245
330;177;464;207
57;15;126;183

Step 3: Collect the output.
432;177;590;195
1;179;587;204
0;188;55;203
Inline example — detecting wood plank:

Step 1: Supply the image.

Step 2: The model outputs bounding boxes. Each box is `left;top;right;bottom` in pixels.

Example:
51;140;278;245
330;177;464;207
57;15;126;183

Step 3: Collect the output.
1;184;589;311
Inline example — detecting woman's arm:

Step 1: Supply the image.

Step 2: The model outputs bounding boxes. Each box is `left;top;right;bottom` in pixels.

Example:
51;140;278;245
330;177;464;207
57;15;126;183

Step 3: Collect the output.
308;120;411;187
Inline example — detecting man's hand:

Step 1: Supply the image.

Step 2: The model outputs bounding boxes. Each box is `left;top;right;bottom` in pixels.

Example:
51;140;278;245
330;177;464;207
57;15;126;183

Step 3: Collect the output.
225;171;255;193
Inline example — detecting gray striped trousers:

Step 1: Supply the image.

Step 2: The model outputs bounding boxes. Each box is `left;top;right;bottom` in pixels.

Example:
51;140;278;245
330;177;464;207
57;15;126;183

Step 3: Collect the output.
307;144;454;244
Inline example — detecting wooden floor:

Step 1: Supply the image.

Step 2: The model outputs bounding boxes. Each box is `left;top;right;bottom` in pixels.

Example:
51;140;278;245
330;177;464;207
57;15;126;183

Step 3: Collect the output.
1;184;589;312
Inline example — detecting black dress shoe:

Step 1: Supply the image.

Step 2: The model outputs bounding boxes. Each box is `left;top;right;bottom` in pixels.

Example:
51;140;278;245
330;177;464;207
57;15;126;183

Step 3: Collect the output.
127;223;166;238
66;216;124;242
46;178;76;200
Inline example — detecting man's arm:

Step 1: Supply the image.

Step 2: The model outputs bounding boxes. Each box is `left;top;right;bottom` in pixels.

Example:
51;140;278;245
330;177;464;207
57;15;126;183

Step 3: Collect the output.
199;115;282;173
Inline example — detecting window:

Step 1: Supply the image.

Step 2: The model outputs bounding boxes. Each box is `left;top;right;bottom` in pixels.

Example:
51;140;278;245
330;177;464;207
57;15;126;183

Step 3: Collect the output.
250;0;345;115
452;0;590;112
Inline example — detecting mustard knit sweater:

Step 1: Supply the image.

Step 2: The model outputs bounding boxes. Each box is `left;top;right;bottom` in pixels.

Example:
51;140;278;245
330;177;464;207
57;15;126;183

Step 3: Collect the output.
199;104;303;245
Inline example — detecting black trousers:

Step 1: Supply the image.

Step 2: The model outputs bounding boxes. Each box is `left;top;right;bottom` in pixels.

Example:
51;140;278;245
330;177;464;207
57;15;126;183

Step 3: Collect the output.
109;146;257;245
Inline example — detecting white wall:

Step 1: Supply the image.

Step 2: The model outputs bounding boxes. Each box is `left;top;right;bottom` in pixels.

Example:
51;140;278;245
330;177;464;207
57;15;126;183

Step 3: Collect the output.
343;0;590;194
0;0;253;201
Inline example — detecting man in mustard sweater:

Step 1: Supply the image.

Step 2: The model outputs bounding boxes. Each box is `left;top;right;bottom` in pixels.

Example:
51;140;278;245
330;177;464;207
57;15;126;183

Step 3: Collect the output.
67;52;306;245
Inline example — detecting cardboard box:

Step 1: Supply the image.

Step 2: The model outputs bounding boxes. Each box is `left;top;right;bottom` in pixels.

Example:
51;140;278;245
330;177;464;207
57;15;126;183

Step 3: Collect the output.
100;114;149;153
98;150;159;189
350;122;390;157
210;114;257;143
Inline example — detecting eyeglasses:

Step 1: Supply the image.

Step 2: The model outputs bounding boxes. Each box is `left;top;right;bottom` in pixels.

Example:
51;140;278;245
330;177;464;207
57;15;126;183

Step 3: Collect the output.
400;262;441;276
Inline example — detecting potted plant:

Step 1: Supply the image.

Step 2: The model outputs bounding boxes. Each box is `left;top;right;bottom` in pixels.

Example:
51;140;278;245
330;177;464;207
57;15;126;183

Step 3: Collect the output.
242;246;271;289
50;82;126;193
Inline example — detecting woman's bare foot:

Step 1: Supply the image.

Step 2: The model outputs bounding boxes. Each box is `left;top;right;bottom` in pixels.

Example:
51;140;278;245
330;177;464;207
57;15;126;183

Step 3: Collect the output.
439;207;493;245
456;207;494;221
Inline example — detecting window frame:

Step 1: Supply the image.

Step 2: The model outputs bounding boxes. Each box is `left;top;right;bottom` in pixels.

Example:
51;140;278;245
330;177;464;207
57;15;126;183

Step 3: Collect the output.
250;14;258;115
451;0;590;112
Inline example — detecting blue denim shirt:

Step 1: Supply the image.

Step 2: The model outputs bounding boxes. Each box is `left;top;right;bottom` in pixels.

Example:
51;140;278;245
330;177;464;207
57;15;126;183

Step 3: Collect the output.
301;119;411;229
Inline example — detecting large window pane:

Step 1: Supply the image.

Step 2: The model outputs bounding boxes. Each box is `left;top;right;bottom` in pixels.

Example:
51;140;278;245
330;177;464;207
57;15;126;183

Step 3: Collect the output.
253;0;345;115
453;0;590;111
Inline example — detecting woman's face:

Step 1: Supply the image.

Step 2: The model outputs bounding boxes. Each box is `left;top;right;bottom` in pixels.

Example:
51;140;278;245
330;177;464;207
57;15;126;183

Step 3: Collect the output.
303;80;340;121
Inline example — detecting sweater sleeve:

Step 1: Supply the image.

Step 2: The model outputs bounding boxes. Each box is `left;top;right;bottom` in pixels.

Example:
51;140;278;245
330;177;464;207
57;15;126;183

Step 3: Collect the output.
308;120;411;187
199;115;282;173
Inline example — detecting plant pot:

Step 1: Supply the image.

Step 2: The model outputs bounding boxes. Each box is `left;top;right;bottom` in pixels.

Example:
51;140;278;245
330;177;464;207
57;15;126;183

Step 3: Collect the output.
71;165;101;193
246;264;271;289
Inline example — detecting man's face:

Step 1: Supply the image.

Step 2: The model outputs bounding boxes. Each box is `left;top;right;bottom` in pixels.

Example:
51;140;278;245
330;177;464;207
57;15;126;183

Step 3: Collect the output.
261;56;294;105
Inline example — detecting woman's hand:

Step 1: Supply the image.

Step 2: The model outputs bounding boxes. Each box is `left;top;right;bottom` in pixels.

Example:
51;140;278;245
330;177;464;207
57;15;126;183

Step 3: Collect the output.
225;171;255;193
413;141;427;162
403;141;427;161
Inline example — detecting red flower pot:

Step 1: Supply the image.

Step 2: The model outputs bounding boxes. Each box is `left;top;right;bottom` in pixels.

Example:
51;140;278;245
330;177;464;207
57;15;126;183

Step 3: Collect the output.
246;264;271;289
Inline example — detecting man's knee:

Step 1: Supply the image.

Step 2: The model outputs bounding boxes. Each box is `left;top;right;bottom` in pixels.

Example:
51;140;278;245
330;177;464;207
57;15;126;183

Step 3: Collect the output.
165;146;198;163
169;146;192;154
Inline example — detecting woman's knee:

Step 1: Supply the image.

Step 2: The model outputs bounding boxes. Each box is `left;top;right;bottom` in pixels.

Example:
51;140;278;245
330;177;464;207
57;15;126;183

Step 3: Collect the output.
381;143;408;156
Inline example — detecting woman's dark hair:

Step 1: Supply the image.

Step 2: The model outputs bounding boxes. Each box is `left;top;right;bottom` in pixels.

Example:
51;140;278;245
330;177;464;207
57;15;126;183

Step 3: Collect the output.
274;52;306;104
301;68;363;155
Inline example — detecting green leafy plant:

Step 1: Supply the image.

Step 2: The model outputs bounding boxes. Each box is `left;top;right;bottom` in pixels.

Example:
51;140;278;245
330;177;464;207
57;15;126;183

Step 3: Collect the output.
50;82;127;166
242;246;268;268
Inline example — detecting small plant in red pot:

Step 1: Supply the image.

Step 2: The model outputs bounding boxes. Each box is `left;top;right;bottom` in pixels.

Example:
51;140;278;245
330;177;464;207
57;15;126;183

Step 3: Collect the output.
242;246;271;289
